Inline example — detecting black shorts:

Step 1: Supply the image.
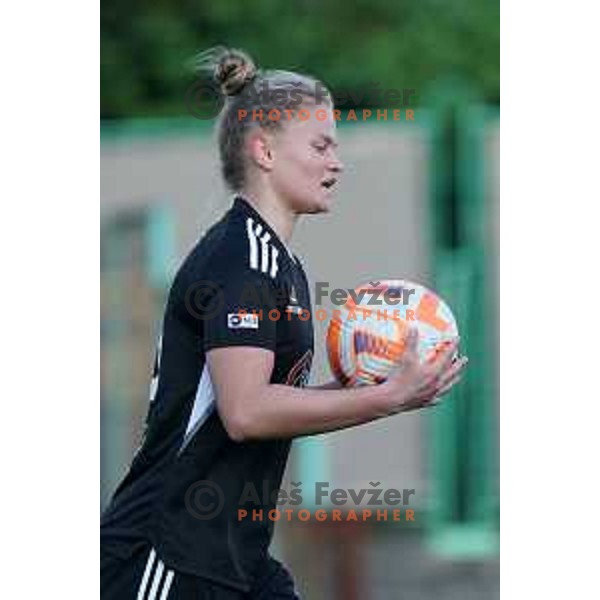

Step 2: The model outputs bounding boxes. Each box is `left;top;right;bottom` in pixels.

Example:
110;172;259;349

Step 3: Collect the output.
101;544;301;599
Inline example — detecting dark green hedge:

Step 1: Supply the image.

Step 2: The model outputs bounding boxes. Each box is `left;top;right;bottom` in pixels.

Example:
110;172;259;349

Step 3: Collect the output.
101;0;499;119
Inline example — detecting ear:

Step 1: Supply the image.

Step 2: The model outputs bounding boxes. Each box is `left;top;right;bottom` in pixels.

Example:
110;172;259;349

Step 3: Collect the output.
246;129;274;172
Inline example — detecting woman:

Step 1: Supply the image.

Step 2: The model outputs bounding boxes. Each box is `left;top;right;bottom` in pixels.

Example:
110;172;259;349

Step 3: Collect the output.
101;48;467;599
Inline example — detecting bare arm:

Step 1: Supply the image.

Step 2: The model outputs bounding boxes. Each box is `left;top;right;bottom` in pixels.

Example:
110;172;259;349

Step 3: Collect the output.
310;380;343;390
208;330;467;441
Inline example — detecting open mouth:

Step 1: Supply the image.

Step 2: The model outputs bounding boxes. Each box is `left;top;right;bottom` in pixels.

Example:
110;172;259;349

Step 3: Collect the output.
321;178;337;191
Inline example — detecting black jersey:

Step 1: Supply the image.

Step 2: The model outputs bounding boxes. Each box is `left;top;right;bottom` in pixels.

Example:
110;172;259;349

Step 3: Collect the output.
101;197;314;592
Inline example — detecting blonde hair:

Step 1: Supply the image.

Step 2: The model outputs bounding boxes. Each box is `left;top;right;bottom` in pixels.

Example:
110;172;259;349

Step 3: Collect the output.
195;47;332;191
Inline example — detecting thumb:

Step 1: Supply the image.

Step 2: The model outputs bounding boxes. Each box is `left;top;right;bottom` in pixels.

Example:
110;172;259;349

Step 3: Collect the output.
403;326;420;363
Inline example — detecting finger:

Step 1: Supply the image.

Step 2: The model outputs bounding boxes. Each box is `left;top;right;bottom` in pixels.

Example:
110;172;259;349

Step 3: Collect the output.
414;377;460;410
435;357;468;393
435;374;462;397
440;355;468;382
428;338;461;379
423;397;442;409
418;355;467;399
432;357;467;391
425;339;453;364
402;327;420;364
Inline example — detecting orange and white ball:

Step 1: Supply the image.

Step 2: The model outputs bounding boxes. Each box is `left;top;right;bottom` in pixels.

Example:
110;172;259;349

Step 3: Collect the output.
326;280;459;386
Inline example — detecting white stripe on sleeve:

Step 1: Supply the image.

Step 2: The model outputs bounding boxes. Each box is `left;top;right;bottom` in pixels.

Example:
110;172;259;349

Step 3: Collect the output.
270;246;279;278
148;560;165;600
259;232;271;273
136;548;156;600
246;218;259;270
159;570;175;600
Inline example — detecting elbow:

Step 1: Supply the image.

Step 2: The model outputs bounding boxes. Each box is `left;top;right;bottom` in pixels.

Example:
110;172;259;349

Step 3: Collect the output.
220;405;258;443
224;417;250;443
217;384;271;442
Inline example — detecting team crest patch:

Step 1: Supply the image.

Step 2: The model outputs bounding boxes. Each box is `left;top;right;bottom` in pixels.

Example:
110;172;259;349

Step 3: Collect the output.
228;312;259;330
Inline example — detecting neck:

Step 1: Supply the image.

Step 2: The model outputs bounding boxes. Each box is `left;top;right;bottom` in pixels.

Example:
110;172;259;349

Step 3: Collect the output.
239;185;298;245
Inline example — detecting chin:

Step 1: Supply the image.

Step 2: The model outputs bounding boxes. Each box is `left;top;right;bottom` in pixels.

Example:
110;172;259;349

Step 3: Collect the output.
317;194;335;213
291;194;331;215
304;200;331;215
304;206;328;215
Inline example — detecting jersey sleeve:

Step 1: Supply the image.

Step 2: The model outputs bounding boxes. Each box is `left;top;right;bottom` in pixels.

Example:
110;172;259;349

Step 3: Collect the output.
201;257;283;352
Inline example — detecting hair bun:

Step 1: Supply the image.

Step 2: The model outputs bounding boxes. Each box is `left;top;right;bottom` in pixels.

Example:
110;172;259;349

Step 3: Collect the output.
215;49;257;96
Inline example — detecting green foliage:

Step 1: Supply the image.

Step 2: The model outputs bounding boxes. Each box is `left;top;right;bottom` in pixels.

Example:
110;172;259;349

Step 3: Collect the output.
101;0;499;119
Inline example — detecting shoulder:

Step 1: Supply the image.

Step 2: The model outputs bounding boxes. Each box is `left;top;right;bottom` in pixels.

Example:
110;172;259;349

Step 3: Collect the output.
179;208;285;288
224;209;284;282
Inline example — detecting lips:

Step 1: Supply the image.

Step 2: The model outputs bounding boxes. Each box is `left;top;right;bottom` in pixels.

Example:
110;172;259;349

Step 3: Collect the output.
321;177;337;190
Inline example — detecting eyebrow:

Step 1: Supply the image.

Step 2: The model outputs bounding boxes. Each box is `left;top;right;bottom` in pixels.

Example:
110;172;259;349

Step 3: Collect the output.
318;134;339;148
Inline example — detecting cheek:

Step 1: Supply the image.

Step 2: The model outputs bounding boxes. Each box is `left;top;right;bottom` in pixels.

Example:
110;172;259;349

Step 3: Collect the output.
272;157;323;210
277;149;321;188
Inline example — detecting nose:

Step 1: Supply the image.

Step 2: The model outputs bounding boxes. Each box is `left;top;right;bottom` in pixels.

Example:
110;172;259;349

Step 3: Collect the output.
329;153;344;174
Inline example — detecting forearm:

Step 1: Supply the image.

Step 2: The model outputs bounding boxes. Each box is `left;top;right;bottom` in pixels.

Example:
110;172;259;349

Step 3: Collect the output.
310;379;343;390
230;382;393;440
210;332;465;442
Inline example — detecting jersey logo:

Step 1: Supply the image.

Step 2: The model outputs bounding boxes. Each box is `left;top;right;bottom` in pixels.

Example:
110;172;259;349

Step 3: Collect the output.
246;217;279;279
228;312;260;329
285;350;313;387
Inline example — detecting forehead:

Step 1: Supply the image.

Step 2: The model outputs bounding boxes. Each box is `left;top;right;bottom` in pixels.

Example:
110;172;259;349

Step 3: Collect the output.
279;106;337;141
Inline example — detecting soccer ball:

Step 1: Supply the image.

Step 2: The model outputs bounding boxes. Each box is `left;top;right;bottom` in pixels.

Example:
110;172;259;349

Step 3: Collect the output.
326;280;459;386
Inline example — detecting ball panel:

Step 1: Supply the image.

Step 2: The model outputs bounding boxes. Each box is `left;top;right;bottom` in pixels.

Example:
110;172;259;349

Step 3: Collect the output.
326;279;459;386
326;317;351;386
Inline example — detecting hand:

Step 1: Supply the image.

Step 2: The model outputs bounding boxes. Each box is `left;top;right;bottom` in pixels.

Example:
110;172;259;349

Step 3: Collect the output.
383;328;468;414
